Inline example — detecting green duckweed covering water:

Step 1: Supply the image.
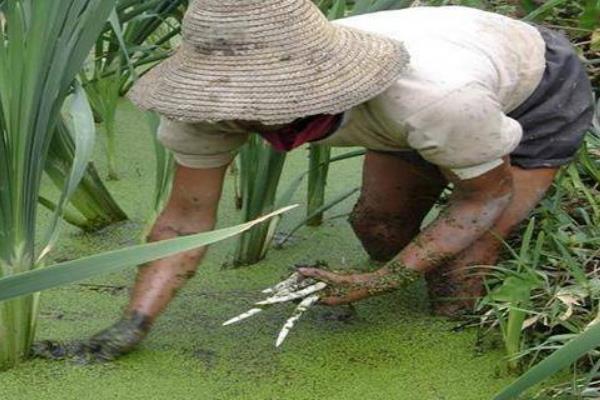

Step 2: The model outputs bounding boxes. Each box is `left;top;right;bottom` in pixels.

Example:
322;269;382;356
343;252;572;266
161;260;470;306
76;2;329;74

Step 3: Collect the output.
0;100;516;400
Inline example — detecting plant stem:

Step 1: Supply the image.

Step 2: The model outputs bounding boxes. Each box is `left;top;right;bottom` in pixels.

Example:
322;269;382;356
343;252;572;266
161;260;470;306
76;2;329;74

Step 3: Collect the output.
0;294;37;371
233;136;287;267
106;121;119;181
307;144;331;226
505;304;527;372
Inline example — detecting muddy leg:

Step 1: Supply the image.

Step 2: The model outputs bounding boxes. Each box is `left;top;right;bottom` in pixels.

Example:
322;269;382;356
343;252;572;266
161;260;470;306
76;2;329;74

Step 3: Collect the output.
427;166;559;317
350;151;447;261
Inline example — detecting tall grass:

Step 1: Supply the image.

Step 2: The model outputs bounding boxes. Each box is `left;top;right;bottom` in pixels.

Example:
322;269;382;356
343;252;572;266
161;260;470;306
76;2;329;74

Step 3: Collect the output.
306;144;332;226
483;128;600;397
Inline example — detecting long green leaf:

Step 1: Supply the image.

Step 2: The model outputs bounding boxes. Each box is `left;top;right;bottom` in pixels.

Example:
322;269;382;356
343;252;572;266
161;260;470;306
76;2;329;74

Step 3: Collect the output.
494;322;600;400
278;187;359;246
522;0;568;21
108;7;137;80
0;206;296;303
38;82;96;262
328;0;347;19
44;118;128;231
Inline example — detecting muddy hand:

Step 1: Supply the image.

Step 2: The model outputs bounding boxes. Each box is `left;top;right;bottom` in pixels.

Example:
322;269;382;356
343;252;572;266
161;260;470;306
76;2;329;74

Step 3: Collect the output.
297;268;378;305
32;312;151;363
298;261;421;306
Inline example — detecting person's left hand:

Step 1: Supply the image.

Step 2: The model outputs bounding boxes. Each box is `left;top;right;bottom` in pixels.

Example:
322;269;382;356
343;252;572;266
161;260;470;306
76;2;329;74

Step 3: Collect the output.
297;267;386;305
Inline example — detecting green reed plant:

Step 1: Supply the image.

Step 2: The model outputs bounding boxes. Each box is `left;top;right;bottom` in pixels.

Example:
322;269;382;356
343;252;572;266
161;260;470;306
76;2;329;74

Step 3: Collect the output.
82;0;186;180
233;136;288;266
0;0;117;370
116;0;188;94
82;67;122;180
306;144;332;226
42;118;128;231
141;111;175;240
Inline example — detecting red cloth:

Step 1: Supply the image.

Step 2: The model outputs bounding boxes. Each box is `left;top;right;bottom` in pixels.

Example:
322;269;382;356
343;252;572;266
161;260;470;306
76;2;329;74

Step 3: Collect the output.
258;114;342;152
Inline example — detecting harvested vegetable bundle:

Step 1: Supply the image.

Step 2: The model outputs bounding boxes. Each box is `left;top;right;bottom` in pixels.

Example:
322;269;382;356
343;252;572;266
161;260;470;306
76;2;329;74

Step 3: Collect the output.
223;272;327;347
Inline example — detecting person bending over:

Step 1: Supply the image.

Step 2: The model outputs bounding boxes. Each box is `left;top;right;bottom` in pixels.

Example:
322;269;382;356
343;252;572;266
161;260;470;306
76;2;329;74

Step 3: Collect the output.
34;0;594;362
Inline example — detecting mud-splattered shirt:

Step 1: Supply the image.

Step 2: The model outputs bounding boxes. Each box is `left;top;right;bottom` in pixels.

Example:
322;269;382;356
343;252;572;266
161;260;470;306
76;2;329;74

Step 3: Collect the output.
157;6;546;180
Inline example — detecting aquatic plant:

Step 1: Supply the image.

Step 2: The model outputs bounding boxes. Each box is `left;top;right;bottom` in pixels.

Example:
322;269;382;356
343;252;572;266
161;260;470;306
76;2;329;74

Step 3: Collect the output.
43;119;128;232
82;0;187;180
306;144;332;226
233;136;288;266
143;111;175;238
0;0;118;371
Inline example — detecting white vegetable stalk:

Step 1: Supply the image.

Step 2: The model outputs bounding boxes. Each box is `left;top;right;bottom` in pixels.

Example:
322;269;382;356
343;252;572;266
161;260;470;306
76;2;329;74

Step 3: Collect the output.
262;272;302;294
223;273;328;347
275;294;320;347
222;308;264;326
256;282;327;305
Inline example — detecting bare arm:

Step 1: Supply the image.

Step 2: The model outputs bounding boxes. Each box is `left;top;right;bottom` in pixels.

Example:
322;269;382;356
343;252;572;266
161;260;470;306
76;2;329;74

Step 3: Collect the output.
128;163;228;320
300;161;514;305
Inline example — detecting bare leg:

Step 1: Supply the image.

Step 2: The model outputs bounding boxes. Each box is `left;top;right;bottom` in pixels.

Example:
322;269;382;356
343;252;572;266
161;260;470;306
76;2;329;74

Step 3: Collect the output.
350;151;447;262
427;166;559;316
33;164;228;362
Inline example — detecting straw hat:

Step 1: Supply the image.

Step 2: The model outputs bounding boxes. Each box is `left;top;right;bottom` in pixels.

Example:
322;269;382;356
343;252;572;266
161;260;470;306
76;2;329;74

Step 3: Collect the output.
129;0;410;125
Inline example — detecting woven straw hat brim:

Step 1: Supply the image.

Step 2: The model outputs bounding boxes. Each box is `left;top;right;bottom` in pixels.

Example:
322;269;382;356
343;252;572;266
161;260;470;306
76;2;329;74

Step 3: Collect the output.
130;25;409;125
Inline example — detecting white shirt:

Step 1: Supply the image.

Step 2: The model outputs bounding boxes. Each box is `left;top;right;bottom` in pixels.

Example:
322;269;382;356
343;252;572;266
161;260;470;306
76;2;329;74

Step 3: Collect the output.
158;6;547;179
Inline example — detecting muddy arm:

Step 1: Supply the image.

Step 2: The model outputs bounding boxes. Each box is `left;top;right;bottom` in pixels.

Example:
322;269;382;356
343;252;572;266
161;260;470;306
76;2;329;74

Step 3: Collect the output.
300;161;514;305
396;160;514;273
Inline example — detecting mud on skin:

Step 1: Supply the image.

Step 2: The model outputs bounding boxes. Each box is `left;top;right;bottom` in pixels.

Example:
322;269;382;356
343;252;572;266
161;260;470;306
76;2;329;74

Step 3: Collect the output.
32;311;151;364
320;260;421;299
348;204;416;262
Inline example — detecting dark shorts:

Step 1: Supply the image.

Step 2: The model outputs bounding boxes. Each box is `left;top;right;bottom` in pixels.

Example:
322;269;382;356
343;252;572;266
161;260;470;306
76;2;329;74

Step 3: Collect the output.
509;26;595;169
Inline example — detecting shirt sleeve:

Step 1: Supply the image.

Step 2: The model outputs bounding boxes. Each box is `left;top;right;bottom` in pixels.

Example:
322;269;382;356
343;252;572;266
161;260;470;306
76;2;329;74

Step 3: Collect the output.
157;117;249;169
405;82;523;180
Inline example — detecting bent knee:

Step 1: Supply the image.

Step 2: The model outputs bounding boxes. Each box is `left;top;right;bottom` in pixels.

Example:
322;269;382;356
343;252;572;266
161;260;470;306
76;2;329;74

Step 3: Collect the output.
349;202;417;262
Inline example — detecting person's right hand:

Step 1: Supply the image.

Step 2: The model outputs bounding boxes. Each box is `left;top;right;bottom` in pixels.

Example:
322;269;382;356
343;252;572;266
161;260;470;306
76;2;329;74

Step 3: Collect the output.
31;312;151;364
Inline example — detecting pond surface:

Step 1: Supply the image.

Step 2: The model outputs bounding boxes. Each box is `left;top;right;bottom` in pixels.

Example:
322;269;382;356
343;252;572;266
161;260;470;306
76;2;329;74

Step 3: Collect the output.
0;100;513;400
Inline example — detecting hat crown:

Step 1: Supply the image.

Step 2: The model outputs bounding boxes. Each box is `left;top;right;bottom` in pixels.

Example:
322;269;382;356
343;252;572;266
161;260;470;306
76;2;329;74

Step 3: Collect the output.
183;0;330;56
